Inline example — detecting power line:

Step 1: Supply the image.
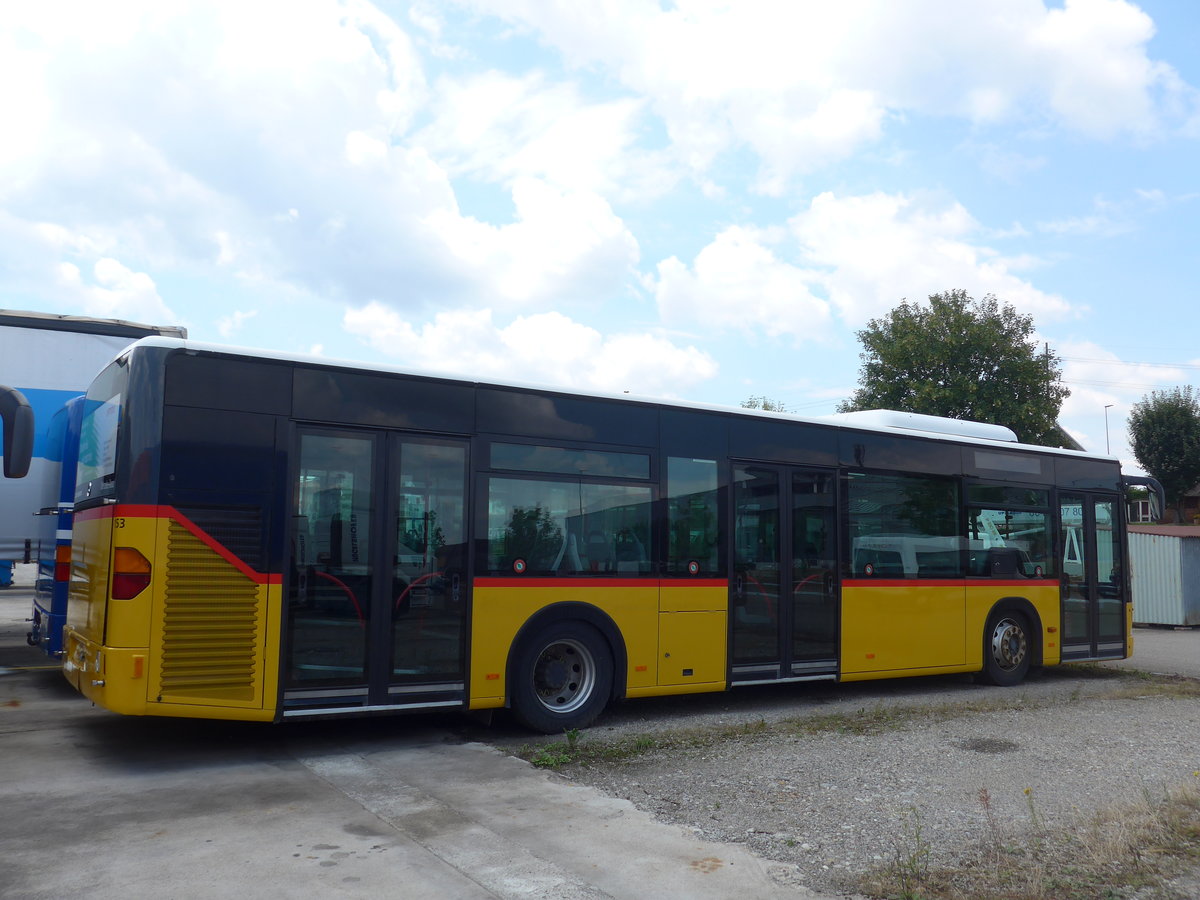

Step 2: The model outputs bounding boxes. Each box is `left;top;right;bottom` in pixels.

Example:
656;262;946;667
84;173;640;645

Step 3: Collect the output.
1060;355;1200;371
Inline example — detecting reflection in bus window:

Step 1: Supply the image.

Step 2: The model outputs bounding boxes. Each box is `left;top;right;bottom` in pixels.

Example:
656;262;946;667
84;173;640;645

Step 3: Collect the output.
967;509;1054;578
667;457;720;576
846;472;961;578
485;477;652;576
289;432;374;687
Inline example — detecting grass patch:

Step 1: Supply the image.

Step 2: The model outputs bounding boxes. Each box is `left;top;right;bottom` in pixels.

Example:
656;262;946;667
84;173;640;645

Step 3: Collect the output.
861;776;1200;900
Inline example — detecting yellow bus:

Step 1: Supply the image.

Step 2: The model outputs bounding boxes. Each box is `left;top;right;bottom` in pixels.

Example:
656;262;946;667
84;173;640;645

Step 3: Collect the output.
56;339;1160;731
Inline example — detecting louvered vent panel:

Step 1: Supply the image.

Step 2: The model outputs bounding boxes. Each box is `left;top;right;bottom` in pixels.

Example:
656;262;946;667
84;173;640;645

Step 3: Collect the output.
160;521;260;701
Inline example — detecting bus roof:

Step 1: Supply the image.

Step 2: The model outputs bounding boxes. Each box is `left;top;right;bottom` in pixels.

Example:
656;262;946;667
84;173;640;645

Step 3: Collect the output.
121;335;1114;463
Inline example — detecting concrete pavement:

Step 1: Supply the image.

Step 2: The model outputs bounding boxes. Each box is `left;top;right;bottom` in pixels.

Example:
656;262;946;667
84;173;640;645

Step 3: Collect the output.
1103;624;1200;679
0;575;819;900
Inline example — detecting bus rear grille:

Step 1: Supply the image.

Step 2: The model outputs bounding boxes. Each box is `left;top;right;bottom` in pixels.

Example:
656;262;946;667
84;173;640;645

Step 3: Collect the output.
160;521;261;701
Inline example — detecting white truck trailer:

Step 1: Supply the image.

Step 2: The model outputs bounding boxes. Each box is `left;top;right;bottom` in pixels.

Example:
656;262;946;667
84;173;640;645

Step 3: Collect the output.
0;310;186;596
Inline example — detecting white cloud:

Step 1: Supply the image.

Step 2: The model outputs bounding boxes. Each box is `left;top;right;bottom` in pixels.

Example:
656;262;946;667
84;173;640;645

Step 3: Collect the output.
456;0;1198;191
56;257;178;325
425;177;640;305
217;309;257;337
654;226;832;343
653;190;1077;341
1030;0;1174;139
788;191;1075;325
417;71;669;201
343;302;717;395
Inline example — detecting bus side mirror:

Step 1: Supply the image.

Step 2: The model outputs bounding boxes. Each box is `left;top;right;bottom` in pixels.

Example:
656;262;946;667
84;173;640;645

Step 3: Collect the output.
1123;475;1165;523
0;385;34;479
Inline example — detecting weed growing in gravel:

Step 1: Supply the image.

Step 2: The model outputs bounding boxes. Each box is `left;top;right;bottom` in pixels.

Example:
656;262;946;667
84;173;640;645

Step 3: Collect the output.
862;776;1200;900
890;806;931;900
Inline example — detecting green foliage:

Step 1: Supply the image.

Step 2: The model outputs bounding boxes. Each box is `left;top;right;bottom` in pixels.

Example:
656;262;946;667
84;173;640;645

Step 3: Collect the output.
1127;386;1200;521
838;290;1071;447
741;395;790;412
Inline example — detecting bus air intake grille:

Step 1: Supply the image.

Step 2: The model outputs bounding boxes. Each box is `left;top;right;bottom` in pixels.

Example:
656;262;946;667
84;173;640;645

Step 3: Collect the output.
159;521;262;702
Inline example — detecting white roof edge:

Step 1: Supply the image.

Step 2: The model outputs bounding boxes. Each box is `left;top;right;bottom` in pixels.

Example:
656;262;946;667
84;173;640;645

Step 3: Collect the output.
124;336;1112;461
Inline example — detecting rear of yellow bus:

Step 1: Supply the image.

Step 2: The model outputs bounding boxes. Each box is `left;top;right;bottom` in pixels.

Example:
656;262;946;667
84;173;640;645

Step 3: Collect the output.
61;346;280;721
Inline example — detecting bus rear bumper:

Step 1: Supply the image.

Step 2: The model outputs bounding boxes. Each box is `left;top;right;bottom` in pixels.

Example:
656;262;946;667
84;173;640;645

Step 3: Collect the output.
62;628;148;716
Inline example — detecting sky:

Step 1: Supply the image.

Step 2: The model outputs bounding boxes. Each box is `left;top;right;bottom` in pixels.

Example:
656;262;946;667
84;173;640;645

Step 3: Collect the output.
2;0;1199;472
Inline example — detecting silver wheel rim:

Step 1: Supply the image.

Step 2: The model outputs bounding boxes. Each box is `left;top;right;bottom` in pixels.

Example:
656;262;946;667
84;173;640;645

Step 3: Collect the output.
532;638;596;714
990;617;1027;672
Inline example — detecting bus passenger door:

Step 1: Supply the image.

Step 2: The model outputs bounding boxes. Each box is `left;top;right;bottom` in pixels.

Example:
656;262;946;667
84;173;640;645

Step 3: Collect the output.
288;430;377;698
285;429;469;713
1059;493;1125;660
730;464;838;683
385;437;469;702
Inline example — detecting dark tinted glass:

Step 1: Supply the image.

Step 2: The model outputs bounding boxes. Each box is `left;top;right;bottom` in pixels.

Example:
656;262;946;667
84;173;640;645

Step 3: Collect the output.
966;448;1048;481
294;368;473;432
660;409;729;459
161;406;277;491
729;416;837;466
165;352;292;415
839;432;963;475
1054;456;1121;491
477;388;658;446
490;442;650;479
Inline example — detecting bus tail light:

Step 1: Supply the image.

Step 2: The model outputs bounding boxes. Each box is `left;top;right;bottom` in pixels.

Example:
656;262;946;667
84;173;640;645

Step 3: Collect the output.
55;545;71;583
112;547;151;600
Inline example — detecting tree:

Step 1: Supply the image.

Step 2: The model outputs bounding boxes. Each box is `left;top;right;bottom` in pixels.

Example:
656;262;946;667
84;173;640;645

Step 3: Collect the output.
741;395;790;412
1127;387;1200;522
838;289;1071;447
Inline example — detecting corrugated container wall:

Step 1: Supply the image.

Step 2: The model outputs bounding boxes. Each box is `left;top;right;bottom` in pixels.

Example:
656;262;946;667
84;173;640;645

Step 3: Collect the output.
1129;527;1200;627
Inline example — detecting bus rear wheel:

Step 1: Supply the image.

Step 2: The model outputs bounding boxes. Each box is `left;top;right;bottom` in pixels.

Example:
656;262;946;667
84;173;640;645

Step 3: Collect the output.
510;621;612;733
980;611;1031;686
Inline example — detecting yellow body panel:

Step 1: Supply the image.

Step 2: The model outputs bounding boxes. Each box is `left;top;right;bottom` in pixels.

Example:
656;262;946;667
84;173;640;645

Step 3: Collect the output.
659;583;725;613
469;582;728;709
840;583;966;674
67;511;116;643
658;611;726;685
841;582;1062;677
63;510;281;721
106;515;159;648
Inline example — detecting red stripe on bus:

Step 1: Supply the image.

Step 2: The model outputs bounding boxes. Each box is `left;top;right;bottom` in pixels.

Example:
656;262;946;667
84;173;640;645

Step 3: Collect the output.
843;579;1058;589
76;504;281;585
473;577;728;589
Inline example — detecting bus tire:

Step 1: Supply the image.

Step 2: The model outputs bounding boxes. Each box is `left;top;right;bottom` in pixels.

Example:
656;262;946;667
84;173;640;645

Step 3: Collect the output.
510;621;612;733
979;610;1031;686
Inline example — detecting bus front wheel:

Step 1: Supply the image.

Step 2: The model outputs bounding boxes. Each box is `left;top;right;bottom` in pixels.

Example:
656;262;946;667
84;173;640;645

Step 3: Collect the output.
979;611;1031;686
510;621;612;733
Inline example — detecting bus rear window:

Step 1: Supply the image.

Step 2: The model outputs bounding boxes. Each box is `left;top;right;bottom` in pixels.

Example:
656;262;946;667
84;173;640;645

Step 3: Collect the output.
76;360;128;501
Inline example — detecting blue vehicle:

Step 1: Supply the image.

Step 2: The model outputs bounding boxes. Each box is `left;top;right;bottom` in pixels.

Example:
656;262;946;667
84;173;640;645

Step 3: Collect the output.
27;396;84;655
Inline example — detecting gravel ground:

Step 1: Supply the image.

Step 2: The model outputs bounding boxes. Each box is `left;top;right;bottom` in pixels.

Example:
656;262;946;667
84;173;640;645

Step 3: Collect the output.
486;667;1200;897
